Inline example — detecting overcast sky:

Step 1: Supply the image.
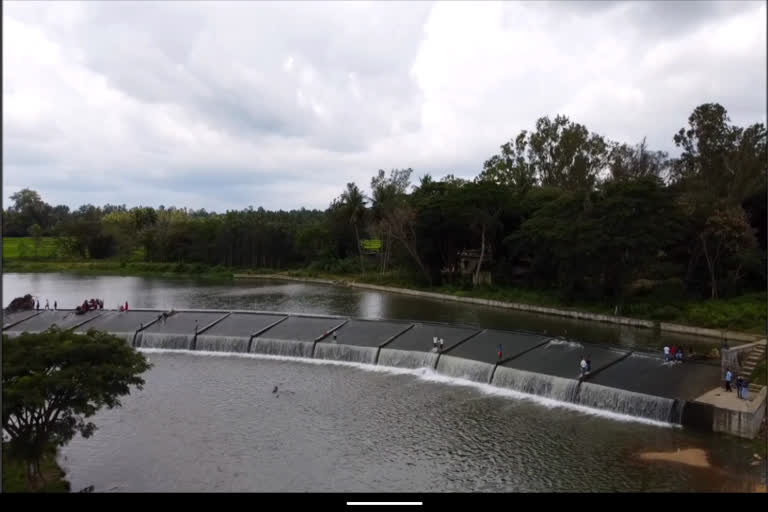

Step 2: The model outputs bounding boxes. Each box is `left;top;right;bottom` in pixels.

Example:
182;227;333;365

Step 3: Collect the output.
3;1;766;212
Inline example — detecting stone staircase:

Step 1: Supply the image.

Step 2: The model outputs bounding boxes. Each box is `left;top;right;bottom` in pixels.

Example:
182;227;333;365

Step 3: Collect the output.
740;342;766;398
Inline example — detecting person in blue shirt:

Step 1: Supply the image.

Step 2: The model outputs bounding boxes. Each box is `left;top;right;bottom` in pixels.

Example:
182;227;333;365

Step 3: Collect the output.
725;369;733;392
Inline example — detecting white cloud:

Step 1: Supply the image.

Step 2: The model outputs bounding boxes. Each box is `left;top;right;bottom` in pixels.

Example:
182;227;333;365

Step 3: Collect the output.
2;0;765;211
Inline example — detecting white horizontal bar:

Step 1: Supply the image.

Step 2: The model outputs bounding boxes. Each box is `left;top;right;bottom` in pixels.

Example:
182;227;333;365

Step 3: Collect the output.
347;503;422;506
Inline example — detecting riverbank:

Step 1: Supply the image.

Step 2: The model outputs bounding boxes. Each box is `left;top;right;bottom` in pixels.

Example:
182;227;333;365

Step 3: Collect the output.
2;444;70;493
236;271;766;342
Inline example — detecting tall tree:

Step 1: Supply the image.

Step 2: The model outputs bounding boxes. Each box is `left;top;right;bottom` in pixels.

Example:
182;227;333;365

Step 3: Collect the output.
337;182;368;273
2;328;151;489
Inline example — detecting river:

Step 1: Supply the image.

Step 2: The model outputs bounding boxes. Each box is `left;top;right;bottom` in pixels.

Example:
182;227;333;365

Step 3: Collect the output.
2;273;761;492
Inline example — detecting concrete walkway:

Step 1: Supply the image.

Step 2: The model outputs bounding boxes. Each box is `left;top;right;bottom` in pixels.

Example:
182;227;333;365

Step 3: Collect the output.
695;386;766;412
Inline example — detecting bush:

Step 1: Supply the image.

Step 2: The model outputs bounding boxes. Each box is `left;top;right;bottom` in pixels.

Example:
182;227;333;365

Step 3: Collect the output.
649;305;682;321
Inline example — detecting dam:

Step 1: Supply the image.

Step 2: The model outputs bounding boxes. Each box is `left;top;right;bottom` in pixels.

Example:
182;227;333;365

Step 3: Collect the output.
2;307;759;435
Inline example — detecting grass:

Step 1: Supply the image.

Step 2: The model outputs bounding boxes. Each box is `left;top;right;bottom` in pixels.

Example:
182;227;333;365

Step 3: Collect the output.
2;444;70;493
2;237;62;260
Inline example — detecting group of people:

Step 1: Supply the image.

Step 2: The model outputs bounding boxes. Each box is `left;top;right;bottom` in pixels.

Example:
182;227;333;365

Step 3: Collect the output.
119;301;129;312
663;345;685;363
75;298;104;314
432;336;445;352
579;355;592;377
724;369;751;400
35;298;57;311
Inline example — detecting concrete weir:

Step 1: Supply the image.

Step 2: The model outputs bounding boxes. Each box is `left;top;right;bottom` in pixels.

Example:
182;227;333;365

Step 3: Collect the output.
4;307;762;437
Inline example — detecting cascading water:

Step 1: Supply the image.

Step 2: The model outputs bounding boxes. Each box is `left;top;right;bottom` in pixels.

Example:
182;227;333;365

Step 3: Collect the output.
377;348;439;370
491;366;580;402
195;335;250;353
577;382;683;424
313;342;378;364
250;337;314;358
435;355;495;383
137;332;194;350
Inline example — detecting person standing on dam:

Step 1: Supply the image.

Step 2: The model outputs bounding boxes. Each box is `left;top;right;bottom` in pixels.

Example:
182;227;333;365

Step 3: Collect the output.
580;357;588;377
497;344;503;360
725;368;733;392
663;345;670;362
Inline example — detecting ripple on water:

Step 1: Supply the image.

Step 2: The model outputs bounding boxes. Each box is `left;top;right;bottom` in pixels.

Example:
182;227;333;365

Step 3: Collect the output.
57;351;758;492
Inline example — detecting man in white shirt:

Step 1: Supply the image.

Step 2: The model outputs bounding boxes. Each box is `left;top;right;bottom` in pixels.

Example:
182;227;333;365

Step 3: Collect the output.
580;357;587;377
663;346;670;362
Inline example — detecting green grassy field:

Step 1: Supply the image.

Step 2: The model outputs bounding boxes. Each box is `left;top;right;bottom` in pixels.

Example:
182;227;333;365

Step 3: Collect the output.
3;237;62;260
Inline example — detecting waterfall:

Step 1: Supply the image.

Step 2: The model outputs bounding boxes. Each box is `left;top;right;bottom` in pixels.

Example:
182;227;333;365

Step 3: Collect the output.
436;355;495;383
250;337;314;358
313;343;378;364
137;332;194;350
195;335;250;353
491;366;580;402
577;382;683;424
377;348;439;370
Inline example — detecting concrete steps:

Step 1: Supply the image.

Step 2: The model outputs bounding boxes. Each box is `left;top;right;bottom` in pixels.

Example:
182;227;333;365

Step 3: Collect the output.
739;344;765;375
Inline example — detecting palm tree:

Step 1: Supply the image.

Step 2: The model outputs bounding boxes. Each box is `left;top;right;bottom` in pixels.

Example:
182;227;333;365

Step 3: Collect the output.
339;182;367;274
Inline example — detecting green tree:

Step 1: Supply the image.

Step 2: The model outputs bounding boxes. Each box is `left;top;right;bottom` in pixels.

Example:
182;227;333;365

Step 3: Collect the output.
2;328;151;489
336;182;368;273
28;223;42;259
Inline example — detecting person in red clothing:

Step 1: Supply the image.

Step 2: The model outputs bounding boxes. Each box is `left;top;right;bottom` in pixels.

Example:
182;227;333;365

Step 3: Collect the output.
125;301;129;311
670;346;676;360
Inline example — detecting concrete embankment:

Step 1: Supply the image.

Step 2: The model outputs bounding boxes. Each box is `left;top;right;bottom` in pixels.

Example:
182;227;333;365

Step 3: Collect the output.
235;274;763;343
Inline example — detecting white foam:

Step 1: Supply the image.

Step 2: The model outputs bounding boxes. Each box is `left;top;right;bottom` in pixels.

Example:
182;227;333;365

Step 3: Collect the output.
138;348;677;429
547;339;584;349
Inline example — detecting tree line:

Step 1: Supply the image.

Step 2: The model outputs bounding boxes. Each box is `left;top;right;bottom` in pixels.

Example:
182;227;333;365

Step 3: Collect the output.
3;103;765;305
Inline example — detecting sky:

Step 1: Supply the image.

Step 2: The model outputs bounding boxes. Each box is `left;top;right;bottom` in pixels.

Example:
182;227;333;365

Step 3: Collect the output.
3;0;766;212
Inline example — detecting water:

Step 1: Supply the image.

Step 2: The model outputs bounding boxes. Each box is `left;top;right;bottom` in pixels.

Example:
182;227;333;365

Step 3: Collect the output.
137;332;194;350
57;351;760;492
492;366;580;403
195;335;251;353
377;348;439;370
313;342;379;364
2;273;718;352
3;273;762;491
250;338;314;358
577;382;683;424
436;354;495;383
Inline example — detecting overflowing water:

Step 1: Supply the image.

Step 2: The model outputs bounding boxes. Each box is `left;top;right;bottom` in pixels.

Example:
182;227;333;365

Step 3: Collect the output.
577;382;684;424
312;342;378;364
136;332;194;350
377;348;439;369
195;335;250;353
492;366;581;403
435;354;495;383
250;337;314;358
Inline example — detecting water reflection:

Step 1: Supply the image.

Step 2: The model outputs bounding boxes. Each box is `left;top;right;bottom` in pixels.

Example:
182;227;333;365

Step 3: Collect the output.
3;272;719;351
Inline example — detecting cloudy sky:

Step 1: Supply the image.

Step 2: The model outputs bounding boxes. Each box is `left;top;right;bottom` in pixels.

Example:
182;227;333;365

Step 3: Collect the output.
3;1;766;212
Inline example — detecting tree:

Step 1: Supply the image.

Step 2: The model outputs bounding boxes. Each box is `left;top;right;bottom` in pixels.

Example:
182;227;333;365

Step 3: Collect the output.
370;168;413;273
698;206;757;299
606;138;670;183
2;328;151;489
479;131;537;192
336;182;368;273
28;223;42;258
